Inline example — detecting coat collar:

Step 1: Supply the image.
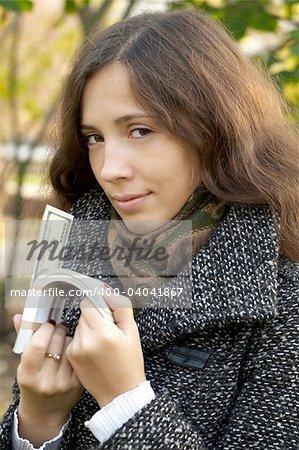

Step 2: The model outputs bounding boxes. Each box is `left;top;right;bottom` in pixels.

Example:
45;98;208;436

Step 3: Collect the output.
135;203;280;351
71;189;280;351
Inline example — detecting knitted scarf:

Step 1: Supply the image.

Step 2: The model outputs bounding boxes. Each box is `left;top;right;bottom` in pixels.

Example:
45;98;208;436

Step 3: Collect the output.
108;184;227;307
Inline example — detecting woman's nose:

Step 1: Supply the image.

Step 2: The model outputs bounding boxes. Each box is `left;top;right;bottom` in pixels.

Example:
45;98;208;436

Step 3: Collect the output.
100;145;134;182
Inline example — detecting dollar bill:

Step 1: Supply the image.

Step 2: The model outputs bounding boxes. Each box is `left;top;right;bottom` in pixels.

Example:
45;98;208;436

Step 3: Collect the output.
33;267;114;322
13;205;74;354
32;205;74;280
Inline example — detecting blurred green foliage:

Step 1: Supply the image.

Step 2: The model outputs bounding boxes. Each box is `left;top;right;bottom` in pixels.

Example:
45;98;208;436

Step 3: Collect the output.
0;0;298;127
170;0;299;121
0;0;33;12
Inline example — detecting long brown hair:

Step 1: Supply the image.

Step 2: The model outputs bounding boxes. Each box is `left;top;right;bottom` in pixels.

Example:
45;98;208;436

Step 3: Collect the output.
49;10;299;261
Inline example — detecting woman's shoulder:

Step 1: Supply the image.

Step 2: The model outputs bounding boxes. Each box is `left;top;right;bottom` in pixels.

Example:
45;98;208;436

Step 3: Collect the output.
277;255;299;285
275;256;299;325
222;204;298;288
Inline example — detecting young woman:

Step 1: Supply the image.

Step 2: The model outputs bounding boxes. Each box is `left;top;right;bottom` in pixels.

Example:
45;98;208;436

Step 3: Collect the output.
1;9;298;450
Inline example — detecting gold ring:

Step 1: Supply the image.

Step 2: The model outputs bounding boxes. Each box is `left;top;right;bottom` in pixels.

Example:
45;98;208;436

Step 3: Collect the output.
45;352;61;361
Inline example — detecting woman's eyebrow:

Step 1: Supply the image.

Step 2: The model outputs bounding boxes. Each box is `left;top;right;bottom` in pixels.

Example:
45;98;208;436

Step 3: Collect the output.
80;114;152;130
114;114;151;124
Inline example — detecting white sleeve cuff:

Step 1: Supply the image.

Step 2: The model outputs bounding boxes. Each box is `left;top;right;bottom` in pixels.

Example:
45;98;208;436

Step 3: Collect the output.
12;409;71;450
85;380;156;444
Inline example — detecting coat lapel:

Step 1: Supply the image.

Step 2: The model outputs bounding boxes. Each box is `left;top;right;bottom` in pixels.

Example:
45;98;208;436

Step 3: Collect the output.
135;204;279;351
70;190;280;352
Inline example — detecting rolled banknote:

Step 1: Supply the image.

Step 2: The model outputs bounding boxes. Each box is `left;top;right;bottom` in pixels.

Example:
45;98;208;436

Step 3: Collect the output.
13;204;74;353
31;267;114;321
13;267;114;354
31;204;74;280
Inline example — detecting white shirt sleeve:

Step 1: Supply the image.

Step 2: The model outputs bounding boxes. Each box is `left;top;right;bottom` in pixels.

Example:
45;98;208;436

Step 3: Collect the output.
12;409;71;450
85;380;156;444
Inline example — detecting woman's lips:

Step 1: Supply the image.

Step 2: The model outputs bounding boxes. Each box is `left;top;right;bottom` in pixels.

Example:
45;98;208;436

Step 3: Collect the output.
113;193;151;211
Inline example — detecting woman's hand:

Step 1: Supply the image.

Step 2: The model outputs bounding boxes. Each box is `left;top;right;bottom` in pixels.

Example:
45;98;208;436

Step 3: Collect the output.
14;315;83;447
66;294;146;407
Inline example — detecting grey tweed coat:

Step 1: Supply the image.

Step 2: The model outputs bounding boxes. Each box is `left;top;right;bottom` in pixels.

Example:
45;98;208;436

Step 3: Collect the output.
1;188;298;449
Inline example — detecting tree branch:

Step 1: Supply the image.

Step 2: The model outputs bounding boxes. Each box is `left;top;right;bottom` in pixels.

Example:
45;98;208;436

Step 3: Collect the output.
122;0;138;19
77;0;113;35
8;13;21;149
90;0;112;29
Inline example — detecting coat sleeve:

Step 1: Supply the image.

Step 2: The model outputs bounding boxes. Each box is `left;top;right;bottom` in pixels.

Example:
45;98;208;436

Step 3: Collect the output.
0;386;110;450
87;272;299;450
94;393;205;450
215;271;299;449
1;270;297;450
0;381;19;450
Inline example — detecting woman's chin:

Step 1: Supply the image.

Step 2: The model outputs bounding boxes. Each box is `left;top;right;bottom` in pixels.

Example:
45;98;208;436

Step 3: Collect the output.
124;218;168;235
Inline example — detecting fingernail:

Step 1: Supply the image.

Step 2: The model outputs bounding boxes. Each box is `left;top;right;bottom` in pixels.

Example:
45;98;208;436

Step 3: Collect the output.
48;319;56;326
60;321;69;329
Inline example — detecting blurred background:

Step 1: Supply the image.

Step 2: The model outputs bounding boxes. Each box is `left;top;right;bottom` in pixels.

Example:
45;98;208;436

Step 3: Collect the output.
0;0;298;416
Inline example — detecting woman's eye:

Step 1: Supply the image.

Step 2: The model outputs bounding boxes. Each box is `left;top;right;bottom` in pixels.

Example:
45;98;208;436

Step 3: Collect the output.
85;134;103;145
130;128;152;138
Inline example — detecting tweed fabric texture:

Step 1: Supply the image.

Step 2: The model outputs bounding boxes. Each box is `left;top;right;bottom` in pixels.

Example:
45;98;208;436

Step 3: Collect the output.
0;187;298;450
108;184;226;306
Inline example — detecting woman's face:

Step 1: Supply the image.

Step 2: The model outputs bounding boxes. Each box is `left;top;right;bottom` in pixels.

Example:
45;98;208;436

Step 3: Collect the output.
81;63;200;233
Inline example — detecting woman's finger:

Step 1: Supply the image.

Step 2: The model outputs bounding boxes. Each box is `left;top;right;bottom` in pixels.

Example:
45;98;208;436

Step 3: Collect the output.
80;297;109;329
103;293;135;330
20;322;56;373
80;293;134;331
57;336;79;382
43;324;68;371
13;314;22;334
